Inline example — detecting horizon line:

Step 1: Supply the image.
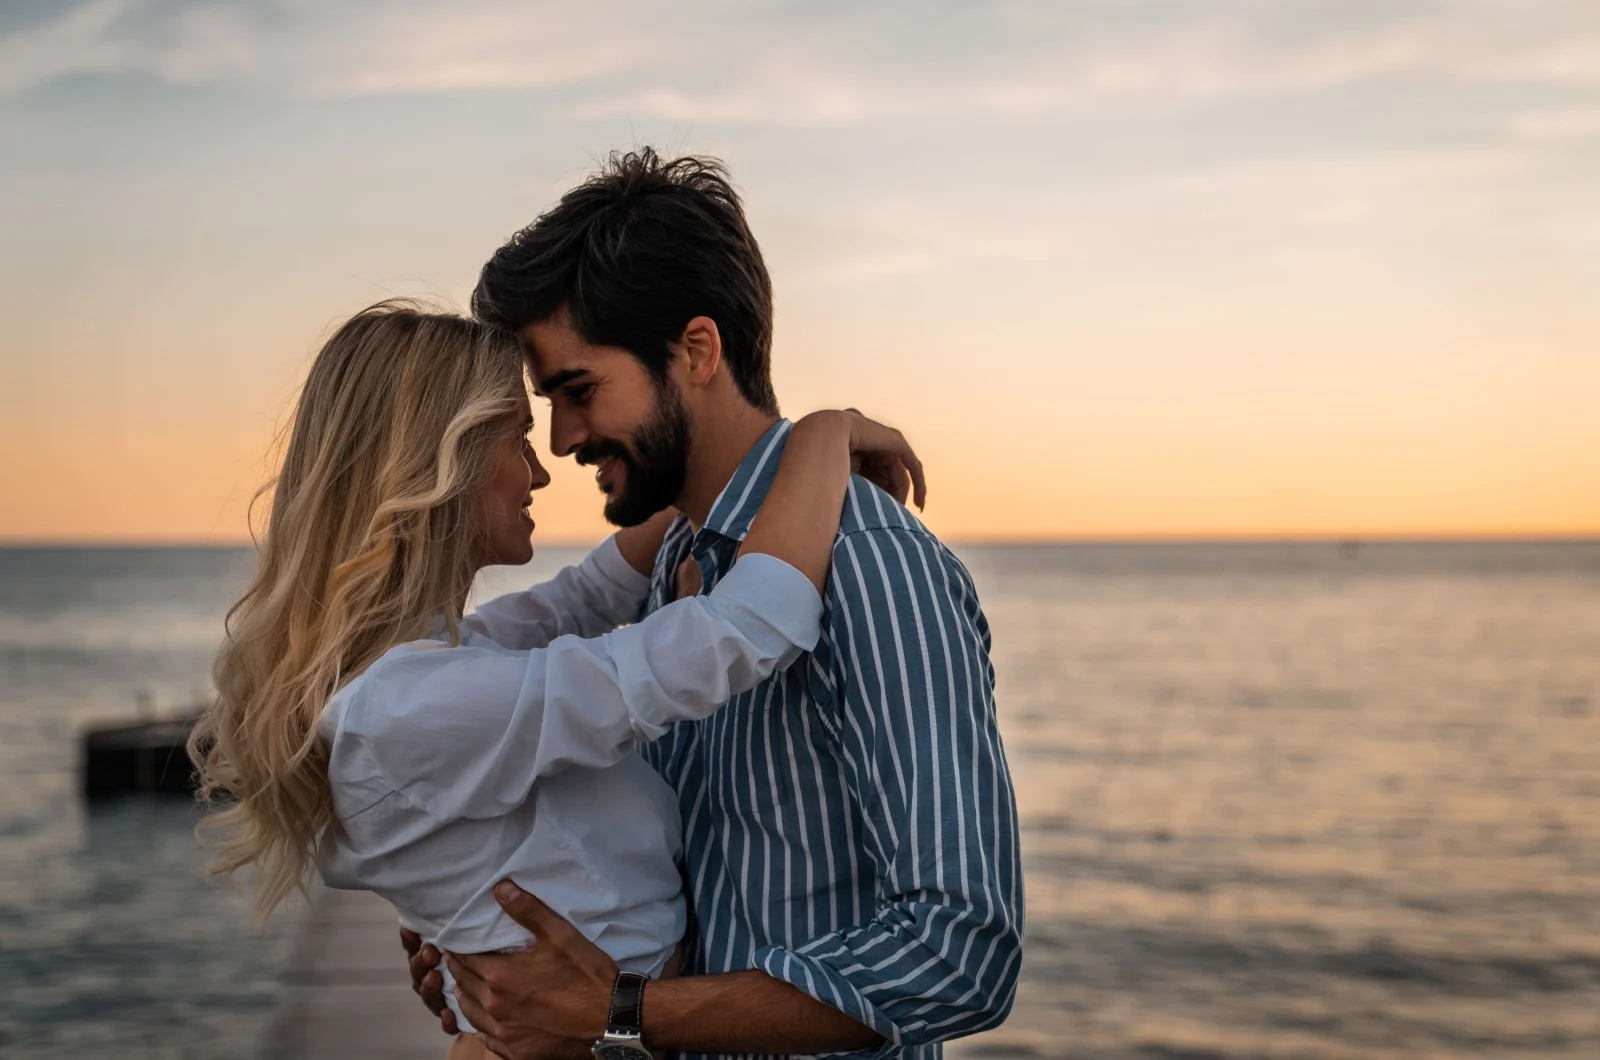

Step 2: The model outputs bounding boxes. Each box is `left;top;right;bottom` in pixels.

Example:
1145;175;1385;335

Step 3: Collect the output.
3;531;1599;550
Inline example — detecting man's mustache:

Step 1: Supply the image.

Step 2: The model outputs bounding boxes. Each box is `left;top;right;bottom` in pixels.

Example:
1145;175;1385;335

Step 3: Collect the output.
573;440;632;468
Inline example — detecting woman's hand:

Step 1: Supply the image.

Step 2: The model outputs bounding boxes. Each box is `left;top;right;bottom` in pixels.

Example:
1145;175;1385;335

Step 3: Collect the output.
797;410;926;510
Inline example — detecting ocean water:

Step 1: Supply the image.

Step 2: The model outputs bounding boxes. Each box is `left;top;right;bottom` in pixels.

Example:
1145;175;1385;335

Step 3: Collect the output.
2;542;1598;1059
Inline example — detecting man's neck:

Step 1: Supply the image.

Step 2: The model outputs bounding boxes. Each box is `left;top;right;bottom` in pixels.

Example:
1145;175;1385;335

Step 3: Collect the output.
674;403;780;529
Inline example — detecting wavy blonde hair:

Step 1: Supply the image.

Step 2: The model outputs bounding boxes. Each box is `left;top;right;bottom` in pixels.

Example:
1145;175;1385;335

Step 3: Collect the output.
189;299;527;921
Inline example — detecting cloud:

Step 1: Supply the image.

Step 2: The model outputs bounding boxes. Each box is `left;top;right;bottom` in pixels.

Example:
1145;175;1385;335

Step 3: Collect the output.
4;0;1600;127
0;0;655;98
1511;107;1600;141
0;0;134;96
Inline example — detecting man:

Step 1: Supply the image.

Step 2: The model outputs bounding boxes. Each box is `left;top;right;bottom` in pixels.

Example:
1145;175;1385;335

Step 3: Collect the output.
405;149;1023;1060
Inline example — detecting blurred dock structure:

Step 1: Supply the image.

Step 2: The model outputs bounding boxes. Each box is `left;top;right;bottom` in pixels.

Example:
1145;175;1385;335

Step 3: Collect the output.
80;700;202;797
257;888;442;1059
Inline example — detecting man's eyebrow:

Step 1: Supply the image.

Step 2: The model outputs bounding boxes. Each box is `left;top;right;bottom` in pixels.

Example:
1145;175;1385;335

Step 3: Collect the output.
533;368;591;396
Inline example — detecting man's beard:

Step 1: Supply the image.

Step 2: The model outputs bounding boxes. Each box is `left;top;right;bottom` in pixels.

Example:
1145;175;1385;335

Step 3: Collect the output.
576;379;691;528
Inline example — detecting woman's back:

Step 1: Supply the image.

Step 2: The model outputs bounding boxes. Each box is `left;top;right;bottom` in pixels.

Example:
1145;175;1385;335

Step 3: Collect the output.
317;626;686;970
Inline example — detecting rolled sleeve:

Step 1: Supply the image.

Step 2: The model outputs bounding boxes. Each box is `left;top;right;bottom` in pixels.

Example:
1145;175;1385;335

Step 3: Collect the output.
706;552;825;654
755;527;1023;1054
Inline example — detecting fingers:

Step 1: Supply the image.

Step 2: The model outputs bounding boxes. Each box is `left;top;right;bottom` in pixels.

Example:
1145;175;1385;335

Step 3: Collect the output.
407;938;452;1029
858;456;908;506
453;984;498;1041
446;952;488;994
419;973;444;1011
836;411;926;511
493;880;583;947
887;460;911;506
410;942;441;990
861;454;920;510
901;446;927;510
422;973;454;1024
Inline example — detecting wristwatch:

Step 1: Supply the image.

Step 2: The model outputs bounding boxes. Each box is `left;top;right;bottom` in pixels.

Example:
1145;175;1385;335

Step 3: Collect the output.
591;971;653;1060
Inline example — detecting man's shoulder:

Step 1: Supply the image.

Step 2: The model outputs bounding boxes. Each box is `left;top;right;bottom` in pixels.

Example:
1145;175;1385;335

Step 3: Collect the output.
836;473;935;538
827;475;977;601
818;478;995;707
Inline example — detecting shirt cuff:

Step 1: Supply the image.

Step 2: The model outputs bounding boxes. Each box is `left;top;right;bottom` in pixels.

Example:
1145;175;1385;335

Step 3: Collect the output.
709;553;825;652
592;534;654;596
754;944;903;1060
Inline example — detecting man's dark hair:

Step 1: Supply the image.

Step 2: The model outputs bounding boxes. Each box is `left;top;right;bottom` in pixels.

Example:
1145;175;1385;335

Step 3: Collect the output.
472;149;778;415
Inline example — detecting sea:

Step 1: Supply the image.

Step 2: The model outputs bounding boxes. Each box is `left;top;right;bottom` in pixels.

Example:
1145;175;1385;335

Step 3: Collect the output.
0;541;1596;1059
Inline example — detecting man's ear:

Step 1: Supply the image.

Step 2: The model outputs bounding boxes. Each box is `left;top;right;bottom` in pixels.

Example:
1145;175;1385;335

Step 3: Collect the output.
676;316;723;389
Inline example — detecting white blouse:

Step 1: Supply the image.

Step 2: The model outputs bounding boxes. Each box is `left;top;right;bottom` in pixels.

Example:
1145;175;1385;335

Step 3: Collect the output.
315;537;822;1030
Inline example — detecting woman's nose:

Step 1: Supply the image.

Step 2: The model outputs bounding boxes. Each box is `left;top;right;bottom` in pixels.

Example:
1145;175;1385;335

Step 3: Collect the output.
526;445;553;491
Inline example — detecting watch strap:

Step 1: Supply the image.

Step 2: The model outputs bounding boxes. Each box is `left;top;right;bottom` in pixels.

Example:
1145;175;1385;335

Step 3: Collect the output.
606;971;649;1034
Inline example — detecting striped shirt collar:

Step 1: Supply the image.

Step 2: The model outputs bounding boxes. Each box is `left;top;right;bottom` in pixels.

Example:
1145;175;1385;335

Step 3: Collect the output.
697;418;793;544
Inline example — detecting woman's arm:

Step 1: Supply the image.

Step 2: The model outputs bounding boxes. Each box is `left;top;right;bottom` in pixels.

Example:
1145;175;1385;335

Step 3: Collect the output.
462;511;675;649
340;553;822;820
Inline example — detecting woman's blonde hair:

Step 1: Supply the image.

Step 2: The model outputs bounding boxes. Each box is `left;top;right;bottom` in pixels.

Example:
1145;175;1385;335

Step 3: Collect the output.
189;299;527;921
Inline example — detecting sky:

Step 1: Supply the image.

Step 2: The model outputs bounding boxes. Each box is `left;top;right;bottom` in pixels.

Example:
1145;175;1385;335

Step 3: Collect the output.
1;0;1597;544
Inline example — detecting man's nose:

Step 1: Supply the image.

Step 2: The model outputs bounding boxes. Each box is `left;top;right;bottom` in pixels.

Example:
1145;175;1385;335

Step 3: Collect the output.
548;407;588;459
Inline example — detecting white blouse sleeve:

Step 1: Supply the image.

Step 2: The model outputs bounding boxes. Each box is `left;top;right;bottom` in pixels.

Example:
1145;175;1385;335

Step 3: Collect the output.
461;535;652;650
335;553;821;821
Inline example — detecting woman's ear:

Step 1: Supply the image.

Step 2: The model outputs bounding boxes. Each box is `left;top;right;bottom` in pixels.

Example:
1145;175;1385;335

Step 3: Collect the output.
677;316;723;389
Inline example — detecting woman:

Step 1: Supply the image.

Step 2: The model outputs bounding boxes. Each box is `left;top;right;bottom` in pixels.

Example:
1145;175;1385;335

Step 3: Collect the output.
188;300;923;1053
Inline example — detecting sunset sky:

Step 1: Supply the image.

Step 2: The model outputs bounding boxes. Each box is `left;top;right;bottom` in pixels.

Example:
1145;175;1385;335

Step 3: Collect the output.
1;0;1597;543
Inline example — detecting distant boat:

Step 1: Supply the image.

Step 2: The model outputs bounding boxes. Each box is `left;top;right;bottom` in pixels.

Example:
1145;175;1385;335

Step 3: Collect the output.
80;710;202;798
1338;539;1362;560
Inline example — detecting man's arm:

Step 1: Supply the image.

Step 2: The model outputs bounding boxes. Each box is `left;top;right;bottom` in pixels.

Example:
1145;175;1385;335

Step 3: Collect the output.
745;521;1024;1051
445;887;880;1058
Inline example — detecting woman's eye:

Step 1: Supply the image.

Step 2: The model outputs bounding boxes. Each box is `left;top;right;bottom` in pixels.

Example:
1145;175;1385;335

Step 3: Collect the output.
566;384;595;404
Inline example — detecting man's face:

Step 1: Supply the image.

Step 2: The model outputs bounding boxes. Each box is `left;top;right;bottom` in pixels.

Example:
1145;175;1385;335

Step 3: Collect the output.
522;309;691;527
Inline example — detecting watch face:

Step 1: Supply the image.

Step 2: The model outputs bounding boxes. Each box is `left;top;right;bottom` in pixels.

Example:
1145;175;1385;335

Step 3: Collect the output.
592;1042;651;1060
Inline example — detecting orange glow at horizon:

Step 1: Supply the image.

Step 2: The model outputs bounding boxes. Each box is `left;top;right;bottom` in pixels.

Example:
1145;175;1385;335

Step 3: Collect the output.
2;320;1594;545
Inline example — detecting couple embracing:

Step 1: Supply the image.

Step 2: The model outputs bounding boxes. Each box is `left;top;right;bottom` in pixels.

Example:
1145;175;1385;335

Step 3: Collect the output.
192;150;1022;1060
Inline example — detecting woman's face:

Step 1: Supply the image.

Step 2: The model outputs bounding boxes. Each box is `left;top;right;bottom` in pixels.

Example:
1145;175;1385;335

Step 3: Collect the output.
474;388;552;569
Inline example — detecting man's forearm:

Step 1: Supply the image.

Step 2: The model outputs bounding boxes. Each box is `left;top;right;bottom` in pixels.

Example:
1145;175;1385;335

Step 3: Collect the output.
642;970;882;1054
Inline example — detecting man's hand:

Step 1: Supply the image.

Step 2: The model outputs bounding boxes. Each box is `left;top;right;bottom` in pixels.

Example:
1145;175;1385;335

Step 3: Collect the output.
444;880;880;1058
401;927;460;1036
445;881;617;1060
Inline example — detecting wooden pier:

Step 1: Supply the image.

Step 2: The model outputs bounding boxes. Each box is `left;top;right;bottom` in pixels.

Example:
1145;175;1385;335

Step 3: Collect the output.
257;888;445;1060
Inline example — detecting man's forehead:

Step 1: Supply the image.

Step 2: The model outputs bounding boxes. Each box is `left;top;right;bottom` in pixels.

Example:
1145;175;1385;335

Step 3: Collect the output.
520;318;593;387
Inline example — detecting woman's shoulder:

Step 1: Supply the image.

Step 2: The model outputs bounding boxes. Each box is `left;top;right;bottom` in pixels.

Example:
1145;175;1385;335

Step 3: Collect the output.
329;634;525;739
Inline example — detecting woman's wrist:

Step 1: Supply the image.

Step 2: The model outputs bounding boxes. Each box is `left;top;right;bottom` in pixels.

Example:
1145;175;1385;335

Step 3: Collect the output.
793;409;850;435
790;410;854;456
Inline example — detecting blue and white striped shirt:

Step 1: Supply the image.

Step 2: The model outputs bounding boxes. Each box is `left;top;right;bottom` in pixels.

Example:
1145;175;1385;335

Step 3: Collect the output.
637;420;1024;1060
